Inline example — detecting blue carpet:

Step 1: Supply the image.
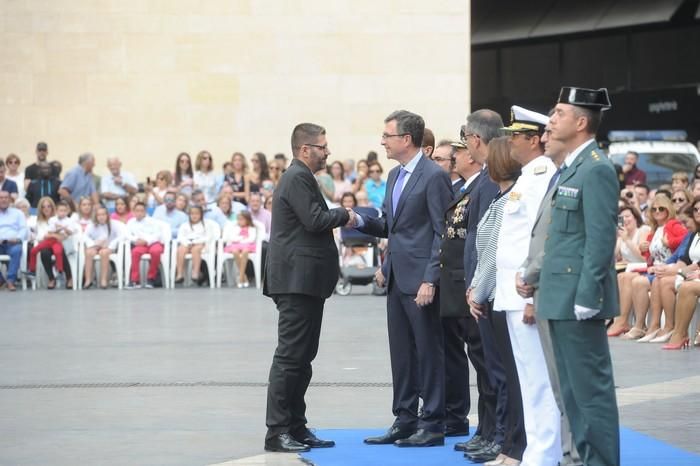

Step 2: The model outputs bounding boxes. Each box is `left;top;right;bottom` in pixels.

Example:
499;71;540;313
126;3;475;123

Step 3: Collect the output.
302;428;700;466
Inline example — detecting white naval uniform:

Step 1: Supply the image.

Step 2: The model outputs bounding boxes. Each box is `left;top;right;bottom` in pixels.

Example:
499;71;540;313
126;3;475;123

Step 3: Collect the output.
494;154;562;466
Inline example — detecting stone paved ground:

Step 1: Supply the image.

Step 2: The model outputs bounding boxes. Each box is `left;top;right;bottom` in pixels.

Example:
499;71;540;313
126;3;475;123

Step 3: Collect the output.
1;287;698;465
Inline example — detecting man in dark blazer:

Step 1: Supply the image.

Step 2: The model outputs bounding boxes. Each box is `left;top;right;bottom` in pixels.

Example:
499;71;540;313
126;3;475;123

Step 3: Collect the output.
539;87;620;466
350;110;452;447
24;162;60;207
263;123;350;453
439;142;497;441
456;109;513;464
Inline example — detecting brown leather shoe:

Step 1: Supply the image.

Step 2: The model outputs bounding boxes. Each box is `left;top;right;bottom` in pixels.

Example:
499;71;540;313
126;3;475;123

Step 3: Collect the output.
6;281;16;292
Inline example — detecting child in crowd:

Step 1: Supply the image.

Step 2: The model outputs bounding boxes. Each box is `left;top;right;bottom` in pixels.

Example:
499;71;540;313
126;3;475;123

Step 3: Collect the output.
146;170;172;208
27;200;78;289
74;196;94;232
223;210;257;288
84;206;122;289
126;202;164;289
175;206;208;285
111;196;134;223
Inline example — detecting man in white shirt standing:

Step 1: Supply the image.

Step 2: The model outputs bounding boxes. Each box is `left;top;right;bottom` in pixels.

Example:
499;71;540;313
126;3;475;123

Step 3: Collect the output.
100;157;138;210
126;202;164;289
497;106;560;466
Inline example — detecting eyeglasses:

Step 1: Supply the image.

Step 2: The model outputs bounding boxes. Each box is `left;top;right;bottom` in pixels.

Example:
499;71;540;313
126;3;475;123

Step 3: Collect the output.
381;133;409;140
672;197;686;203
432;157;452;163
304;143;329;151
651;207;668;213
460;126;480;143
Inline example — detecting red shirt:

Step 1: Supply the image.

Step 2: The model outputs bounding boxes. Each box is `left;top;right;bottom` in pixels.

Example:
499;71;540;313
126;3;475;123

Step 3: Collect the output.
623;166;647;186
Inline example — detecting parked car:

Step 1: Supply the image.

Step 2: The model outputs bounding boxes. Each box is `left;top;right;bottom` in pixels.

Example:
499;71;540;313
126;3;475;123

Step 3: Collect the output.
607;130;700;189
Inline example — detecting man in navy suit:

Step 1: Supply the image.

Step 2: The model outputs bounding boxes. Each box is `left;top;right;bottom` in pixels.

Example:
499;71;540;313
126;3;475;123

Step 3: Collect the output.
349;110;453;447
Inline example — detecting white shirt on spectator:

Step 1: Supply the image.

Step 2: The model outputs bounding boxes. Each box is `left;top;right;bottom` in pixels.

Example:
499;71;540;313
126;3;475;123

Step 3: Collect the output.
250;208;271;241
84;222;122;250
194;171;219;204
101;171;138;209
48;215;79;236
177;221;207;246
7;173;25;199
127;217;162;245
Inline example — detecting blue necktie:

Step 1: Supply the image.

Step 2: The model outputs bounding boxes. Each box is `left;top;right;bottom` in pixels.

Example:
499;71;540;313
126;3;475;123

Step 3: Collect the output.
392;168;408;214
547;164;565;193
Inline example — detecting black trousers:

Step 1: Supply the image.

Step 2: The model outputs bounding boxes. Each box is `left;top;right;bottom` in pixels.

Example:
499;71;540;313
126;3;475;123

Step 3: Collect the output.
387;281;445;432
476;304;507;446
40;248;72;281
491;309;526;461
442;315;497;438
265;293;324;440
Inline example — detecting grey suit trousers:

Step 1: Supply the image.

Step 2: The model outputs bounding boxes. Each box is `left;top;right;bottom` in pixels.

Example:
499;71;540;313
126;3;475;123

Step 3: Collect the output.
535;292;582;466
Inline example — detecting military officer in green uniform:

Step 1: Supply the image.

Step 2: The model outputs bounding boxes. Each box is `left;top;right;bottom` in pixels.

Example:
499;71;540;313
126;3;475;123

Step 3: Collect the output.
538;87;620;466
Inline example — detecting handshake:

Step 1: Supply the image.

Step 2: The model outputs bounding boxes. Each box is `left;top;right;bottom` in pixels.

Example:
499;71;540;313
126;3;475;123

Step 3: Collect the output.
345;208;359;228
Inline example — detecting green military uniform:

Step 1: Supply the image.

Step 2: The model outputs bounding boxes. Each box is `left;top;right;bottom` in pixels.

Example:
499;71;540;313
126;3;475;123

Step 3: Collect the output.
538;137;620;466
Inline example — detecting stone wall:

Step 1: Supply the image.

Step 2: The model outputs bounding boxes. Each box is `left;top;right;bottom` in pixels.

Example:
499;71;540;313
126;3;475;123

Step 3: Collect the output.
0;0;469;180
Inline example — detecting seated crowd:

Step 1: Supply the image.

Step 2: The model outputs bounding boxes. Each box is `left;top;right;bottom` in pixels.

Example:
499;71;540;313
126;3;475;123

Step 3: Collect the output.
609;157;700;349
0;142;389;292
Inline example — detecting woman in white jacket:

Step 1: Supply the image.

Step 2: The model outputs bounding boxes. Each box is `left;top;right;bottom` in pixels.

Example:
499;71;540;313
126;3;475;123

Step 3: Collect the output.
83;206;122;289
175;205;208;285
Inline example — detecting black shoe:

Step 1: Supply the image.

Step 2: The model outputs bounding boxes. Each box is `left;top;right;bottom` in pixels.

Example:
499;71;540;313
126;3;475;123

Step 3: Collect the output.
264;433;311;453
364;425;415;445
465;441;502;462
445;422;469;437
394;428;445;447
455;434;485;452
292;428;335;448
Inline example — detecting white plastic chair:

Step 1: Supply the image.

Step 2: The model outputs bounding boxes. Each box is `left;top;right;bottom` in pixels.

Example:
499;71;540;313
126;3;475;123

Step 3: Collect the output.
0;240;29;290
33;234;81;290
124;219;172;288
216;220;265;289
77;221;126;290
171;219;220;288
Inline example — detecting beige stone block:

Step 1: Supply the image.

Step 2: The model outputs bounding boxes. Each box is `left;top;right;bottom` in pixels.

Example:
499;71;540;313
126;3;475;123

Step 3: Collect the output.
3;13;34;34
0;72;33;105
104;13;164;34
391;0;467;15
124;34;176;72
32;72;86;106
149;0;250;15
249;0;302;16
0;33;47;73
41;32;123;72
173;34;244;72
127;74;190;107
85;74;134;105
43;104;94;144
188;73;239;104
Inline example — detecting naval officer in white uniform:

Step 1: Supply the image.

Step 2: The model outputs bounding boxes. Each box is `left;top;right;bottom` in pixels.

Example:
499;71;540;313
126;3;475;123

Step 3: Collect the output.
495;106;561;466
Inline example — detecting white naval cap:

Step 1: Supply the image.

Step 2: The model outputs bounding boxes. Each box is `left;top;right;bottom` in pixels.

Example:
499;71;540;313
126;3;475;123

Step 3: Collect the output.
502;105;549;133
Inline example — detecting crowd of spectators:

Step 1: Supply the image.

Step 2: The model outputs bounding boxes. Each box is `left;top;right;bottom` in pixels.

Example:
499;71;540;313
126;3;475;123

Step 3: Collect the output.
610;155;700;348
0;141;389;291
